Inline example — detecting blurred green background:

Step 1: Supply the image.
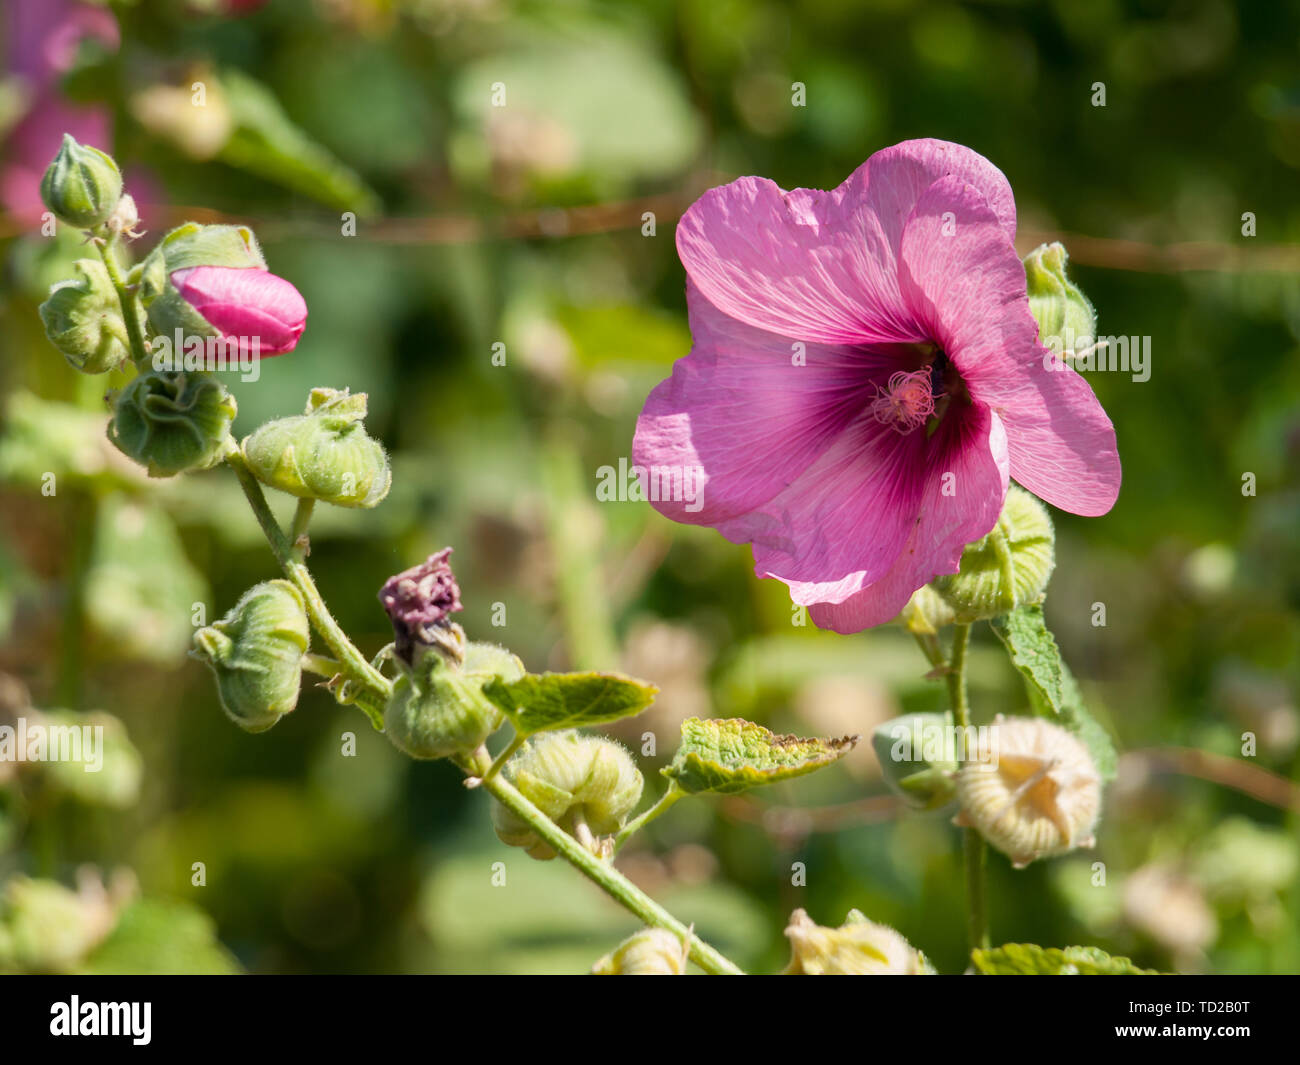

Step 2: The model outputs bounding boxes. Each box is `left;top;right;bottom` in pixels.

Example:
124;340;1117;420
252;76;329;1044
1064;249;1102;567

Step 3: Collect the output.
1;0;1298;975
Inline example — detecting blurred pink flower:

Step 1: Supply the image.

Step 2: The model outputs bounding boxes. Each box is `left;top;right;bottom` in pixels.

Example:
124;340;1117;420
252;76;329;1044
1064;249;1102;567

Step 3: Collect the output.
633;138;1120;633
170;266;308;355
3;0;120;225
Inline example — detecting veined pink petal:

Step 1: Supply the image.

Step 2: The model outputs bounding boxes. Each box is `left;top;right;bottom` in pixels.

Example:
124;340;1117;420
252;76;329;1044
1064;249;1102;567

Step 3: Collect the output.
809;405;1009;632
675;139;1015;349
718;411;930;604
897;176;1120;516
170;265;307;356
632;282;893;525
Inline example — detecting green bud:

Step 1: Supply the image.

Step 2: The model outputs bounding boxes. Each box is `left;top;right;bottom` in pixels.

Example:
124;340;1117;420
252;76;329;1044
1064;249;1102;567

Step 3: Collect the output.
138;222;266;341
39;134;123;229
898;584;956;635
783;908;932;975
107;370;237;478
39;259;142;374
492;731;644;860
241;388;391;508
192;580;310;733
592;928;691;975
0;876;108;973
1024;242;1096;355
383;640;523;760
932;486;1055;622
871;712;958;812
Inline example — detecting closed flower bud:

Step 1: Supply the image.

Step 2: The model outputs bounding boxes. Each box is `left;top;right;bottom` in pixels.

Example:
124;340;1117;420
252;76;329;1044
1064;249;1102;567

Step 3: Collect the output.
932;485;1054;622
871;712;958;811
955;715;1101;868
383;640;523;760
783;908;932;975
492;732;643;860
39;259;142;374
107;370;237;477
192;580;310;733
592;928;691;975
39;134;123;229
138;223;306;358
898;584;956;635
1024;242;1096;354
241;388;390;508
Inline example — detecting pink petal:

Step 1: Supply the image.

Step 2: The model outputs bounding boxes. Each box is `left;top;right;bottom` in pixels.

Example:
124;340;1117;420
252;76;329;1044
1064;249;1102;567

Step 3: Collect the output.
171;265;307;356
897;177;1120;516
717;410;931;605
675;139;1015;348
632;283;893;525
809;405;1009;632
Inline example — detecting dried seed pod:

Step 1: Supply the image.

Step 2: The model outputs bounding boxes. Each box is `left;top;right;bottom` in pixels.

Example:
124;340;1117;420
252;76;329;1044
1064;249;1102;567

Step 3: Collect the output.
783;908;932;975
955;715;1101;868
592;928;691;975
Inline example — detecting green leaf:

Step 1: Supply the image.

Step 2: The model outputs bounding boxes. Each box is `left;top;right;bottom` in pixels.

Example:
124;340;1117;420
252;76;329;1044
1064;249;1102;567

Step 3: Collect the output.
989;606;1118;779
662;717;857;796
481;671;657;736
972;943;1156;975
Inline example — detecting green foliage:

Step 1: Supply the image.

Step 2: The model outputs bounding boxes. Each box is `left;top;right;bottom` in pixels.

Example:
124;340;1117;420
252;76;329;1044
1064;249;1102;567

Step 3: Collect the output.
663;717;857;796
972;943;1157;976
481;671;657;737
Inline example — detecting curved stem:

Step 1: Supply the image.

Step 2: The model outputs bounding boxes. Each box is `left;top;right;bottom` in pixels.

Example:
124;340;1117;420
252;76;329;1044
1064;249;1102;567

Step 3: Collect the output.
301;653;343;678
469;730;524;787
95;233;148;368
943;622;989;952
467;761;744;975
226;449;391;712
613;783;684;855
289;498;315;562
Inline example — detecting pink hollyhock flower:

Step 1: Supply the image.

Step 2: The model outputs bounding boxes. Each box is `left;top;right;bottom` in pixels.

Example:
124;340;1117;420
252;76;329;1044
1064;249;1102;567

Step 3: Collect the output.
170;265;308;355
633;139;1120;633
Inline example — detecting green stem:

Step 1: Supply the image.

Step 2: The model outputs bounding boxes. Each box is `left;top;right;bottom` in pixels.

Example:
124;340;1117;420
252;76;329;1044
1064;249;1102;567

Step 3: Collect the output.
472;730;524;786
613;783;684;855
942;622;990;952
95;233;148;367
469;763;744;975
301;653;343;678
289;498;315;562
226;449;391;706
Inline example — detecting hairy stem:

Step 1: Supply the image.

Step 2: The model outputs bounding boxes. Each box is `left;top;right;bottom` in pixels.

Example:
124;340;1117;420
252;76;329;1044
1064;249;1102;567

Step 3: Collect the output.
466;761;744;975
944;622;989;952
95;232;148;367
226;449;391;709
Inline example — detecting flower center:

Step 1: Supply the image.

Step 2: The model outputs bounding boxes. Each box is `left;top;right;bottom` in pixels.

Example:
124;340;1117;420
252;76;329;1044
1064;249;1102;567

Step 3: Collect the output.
869;368;936;434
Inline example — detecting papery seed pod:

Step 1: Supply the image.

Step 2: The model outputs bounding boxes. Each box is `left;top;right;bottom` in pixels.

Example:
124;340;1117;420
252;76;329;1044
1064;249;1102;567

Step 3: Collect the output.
192;580;310;733
783;908;932;975
39;134;122;229
107;370;237;477
39;259;142;374
138;222;306;357
1024;242;1096;353
932;485;1054;622
492;732;644;860
383;641;522;760
241;388;390;508
955;715;1101;868
592;928;691;975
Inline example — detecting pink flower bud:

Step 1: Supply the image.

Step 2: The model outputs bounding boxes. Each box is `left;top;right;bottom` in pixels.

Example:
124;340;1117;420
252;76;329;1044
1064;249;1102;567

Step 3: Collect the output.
169;265;307;356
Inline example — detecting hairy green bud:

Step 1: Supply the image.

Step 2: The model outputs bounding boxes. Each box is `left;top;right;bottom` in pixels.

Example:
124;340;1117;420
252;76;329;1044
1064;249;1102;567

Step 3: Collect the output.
871;712;958;812
107;370;237;477
192;580;310;733
39;134;122;230
383;640;522;760
241;388;390;508
932;486;1055;622
39;259;142;374
1024;242;1096;354
492;731;643;860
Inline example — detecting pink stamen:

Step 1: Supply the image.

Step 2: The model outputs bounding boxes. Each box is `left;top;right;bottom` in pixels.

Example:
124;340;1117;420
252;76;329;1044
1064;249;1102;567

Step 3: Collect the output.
869;369;937;434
